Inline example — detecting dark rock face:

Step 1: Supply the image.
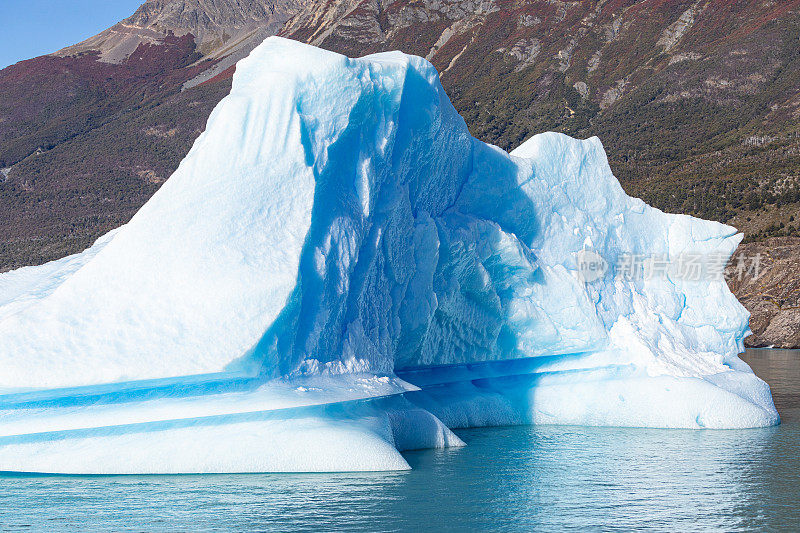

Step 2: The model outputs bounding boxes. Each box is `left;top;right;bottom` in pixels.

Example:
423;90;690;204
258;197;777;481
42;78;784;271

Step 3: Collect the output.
1;0;799;345
728;237;800;349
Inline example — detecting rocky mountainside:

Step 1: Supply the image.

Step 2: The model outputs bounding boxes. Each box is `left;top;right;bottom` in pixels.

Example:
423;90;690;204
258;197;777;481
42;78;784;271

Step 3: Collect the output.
1;0;799;344
57;0;303;61
281;0;800;230
728;237;800;349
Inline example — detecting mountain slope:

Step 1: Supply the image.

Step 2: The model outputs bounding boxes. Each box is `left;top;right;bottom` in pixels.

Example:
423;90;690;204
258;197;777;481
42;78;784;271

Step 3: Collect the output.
57;0;303;61
281;0;800;228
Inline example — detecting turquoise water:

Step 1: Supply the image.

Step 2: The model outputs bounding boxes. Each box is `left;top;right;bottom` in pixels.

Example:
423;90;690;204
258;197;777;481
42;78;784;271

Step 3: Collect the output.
0;349;798;532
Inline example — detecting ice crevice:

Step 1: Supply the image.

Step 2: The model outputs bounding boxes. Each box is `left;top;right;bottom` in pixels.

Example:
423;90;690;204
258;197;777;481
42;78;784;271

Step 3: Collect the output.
0;38;779;474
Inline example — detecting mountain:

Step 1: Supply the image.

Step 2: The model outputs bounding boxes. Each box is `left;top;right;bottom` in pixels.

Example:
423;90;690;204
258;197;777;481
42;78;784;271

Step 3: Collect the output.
59;0;295;57
279;0;800;233
728;236;800;348
0;0;305;267
1;0;799;344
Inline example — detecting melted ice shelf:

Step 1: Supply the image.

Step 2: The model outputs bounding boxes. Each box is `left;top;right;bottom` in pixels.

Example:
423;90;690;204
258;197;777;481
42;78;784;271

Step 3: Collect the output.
0;38;778;473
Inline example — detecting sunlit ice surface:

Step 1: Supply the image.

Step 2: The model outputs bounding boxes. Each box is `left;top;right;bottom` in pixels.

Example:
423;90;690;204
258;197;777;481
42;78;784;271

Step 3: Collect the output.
0;38;779;474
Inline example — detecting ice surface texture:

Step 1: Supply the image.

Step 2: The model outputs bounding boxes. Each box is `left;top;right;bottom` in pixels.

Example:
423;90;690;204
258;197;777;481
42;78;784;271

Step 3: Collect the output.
0;38;778;473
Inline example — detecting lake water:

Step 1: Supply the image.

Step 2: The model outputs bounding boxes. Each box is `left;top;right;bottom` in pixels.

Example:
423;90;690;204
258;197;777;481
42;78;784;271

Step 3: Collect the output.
0;349;798;532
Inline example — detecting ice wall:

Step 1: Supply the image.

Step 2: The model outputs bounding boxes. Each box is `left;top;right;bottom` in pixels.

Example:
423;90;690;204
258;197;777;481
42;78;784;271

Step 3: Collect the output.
0;38;778;473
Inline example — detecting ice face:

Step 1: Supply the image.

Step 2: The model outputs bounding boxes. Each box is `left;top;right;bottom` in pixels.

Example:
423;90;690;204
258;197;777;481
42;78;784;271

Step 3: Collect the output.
0;38;778;473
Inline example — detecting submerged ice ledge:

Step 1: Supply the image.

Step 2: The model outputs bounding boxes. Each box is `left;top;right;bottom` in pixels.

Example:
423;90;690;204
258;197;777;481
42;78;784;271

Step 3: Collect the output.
0;38;778;473
0;356;777;474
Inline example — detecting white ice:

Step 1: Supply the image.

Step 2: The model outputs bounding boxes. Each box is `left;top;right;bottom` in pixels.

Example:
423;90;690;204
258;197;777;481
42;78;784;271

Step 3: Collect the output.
0;38;778;473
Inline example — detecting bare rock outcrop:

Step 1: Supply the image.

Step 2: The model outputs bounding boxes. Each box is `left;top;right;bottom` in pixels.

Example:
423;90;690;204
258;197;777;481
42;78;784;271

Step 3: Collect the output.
728;237;800;348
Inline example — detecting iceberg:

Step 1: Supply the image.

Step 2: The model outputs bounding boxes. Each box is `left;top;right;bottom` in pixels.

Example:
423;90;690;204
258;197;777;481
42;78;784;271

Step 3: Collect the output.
0;38;778;473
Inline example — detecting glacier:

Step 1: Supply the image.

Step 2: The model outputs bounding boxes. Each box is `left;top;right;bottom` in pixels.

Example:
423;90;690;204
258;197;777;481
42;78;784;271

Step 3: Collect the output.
0;37;778;474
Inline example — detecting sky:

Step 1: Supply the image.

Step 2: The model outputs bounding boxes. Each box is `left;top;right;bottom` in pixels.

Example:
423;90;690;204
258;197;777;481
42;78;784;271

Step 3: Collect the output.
0;0;144;70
